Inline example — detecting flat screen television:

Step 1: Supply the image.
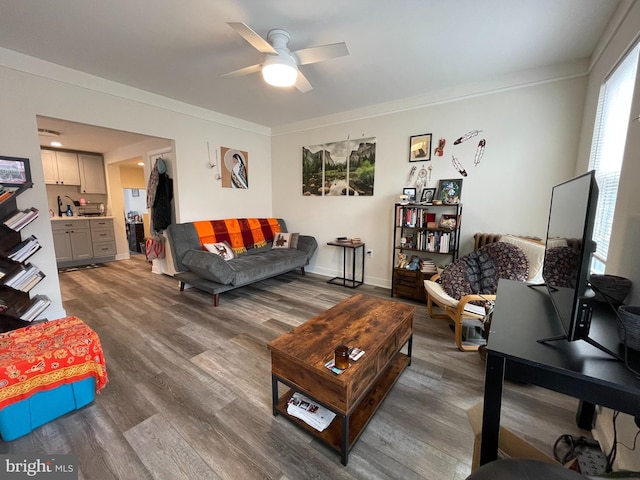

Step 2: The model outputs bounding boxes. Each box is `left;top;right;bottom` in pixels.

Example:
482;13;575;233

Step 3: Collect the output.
537;170;626;360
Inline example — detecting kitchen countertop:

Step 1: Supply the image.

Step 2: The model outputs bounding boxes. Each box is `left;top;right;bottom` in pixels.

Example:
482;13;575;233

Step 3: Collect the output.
51;216;114;221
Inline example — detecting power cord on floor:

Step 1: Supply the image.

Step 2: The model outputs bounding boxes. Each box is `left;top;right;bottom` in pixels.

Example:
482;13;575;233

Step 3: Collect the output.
554;434;609;474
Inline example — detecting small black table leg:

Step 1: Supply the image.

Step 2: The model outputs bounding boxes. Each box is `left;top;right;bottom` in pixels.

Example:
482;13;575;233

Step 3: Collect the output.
576;401;596;430
271;375;279;416
480;352;505;465
341;414;349;466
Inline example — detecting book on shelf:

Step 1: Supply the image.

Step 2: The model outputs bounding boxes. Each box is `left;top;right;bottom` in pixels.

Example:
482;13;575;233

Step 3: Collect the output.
3;263;32;287
420;259;437;275
6;235;40;263
0;186;18;204
4;263;44;292
4;207;39;231
15;270;45;292
286;392;336;432
19;294;51;322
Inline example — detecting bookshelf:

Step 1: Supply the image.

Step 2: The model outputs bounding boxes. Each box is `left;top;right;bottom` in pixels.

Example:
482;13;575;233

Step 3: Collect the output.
391;202;462;301
0;156;51;331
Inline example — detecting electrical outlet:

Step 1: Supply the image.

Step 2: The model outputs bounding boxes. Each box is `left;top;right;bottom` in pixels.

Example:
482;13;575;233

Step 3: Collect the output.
366;249;373;257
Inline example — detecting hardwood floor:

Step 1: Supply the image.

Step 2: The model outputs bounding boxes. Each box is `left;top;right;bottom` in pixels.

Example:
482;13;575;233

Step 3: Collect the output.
0;256;589;479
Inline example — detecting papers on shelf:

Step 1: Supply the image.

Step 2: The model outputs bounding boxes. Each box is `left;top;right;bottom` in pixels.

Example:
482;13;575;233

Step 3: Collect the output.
463;303;486;316
286;392;336;432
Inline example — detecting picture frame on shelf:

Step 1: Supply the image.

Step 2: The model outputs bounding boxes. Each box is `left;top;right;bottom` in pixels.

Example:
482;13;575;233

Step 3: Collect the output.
436;178;463;204
0;156;31;186
420;188;436;203
409;134;432;162
402;187;417;203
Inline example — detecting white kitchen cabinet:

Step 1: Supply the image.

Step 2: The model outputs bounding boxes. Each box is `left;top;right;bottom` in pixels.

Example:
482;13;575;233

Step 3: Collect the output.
90;218;116;258
51;219;93;262
41;150;81;185
78;154;106;194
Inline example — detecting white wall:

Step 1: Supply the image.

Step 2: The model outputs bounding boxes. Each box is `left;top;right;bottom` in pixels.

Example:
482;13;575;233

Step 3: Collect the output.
0;49;272;319
272;78;586;287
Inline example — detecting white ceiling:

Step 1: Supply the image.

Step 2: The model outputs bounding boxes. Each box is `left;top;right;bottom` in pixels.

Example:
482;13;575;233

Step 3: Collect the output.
0;0;623;135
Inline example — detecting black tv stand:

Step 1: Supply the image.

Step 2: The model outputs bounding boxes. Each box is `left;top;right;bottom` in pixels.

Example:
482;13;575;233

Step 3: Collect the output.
480;279;640;466
537;334;623;362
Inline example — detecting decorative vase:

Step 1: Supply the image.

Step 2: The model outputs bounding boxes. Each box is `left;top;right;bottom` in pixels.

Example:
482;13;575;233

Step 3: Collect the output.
66;204;73;216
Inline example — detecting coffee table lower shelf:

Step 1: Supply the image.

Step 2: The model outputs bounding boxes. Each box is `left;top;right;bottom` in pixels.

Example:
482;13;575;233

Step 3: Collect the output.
272;353;410;466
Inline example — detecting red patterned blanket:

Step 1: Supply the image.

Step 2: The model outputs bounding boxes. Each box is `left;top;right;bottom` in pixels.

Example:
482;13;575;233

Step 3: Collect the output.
0;316;108;409
193;218;281;254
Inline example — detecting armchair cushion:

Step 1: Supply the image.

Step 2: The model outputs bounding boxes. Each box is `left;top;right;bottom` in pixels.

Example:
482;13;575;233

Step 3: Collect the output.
498;234;545;282
440;242;528;300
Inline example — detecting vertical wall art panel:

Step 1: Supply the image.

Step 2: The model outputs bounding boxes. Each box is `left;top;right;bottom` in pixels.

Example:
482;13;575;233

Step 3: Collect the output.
302;137;375;196
221;147;249;189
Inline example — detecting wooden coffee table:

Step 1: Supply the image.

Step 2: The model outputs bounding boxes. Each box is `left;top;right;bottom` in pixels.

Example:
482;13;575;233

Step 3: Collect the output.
268;293;414;465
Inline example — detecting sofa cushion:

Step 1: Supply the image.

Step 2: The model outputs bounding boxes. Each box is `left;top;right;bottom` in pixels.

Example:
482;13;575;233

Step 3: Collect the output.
181;249;236;285
272;232;299;249
203;241;235;260
229;249;308;286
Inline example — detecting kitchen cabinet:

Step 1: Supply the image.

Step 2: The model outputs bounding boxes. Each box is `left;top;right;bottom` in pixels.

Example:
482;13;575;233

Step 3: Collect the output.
90;218;116;258
51;219;93;263
41;150;81;186
78;154;106;194
52;218;116;267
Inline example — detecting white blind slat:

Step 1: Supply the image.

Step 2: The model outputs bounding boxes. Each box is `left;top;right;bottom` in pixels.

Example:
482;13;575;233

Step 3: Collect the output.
588;43;640;270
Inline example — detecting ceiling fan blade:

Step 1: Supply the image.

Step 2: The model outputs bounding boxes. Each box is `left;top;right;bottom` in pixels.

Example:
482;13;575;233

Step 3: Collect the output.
220;63;263;78
294;42;349;65
227;22;277;54
295;71;313;93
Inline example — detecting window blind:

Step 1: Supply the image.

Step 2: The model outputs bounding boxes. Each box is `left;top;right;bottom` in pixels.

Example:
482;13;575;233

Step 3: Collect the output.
588;43;640;269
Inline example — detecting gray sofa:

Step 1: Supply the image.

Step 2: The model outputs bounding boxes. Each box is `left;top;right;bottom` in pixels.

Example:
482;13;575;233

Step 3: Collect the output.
166;219;318;306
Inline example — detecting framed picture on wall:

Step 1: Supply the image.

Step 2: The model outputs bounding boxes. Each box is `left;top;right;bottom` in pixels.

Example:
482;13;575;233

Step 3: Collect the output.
409;134;432;162
436;178;463;204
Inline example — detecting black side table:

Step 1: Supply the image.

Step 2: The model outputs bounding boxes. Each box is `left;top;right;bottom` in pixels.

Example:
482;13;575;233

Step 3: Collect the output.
326;240;365;288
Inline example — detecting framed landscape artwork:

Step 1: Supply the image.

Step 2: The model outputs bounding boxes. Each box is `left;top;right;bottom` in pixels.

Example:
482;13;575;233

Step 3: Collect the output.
302;137;376;196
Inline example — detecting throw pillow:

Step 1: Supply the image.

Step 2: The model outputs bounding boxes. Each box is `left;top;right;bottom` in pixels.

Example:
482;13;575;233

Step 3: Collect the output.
203;241;235;261
272;232;299;249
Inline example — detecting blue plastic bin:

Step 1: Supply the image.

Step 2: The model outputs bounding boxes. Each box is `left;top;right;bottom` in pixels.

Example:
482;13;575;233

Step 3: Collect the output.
0;377;96;441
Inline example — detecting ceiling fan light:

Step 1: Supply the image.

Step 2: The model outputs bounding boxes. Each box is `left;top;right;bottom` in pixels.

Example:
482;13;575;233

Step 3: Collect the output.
262;56;298;87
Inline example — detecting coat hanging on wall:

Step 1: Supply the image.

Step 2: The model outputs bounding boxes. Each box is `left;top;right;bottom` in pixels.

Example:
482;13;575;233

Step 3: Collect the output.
146;157;173;232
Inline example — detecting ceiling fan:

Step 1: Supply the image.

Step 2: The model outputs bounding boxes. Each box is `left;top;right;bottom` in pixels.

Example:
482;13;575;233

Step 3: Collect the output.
221;22;349;93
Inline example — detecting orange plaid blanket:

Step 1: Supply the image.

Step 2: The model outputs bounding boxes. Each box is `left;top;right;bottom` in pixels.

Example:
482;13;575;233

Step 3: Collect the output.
193;218;282;254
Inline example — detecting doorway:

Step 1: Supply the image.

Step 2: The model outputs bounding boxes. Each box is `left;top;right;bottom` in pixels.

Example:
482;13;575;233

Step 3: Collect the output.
36;115;173;262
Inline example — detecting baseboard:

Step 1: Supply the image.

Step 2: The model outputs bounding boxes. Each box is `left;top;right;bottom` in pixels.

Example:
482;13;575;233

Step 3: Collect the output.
305;267;390;289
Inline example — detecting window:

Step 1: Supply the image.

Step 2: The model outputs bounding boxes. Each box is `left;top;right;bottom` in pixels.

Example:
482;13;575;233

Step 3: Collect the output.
588;43;640;273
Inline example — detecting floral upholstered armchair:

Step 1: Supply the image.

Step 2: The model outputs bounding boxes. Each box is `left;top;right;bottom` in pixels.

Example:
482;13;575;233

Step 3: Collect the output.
424;234;545;351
